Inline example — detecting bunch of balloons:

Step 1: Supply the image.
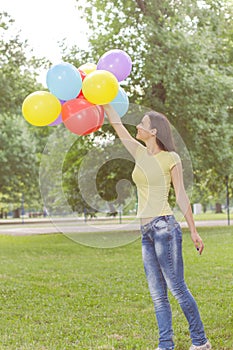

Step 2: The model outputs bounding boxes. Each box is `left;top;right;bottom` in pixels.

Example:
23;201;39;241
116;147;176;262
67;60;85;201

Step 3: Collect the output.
22;49;132;136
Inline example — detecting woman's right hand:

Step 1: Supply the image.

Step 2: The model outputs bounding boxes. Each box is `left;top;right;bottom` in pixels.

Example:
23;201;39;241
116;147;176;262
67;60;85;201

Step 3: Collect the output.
102;104;122;124
103;104;115;116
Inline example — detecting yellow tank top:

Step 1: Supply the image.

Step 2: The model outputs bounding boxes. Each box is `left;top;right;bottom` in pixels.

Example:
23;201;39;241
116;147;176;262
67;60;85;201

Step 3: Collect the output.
132;146;181;218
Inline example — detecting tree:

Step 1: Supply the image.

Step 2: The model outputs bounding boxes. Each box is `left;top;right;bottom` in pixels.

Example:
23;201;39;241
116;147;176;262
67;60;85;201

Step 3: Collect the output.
192;169;233;212
0;115;41;211
0;12;48;115
66;0;233;208
0;12;53;151
61;127;136;216
0;12;52;212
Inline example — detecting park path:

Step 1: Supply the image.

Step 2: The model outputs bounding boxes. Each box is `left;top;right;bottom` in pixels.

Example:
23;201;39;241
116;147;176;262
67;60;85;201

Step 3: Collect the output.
0;217;232;236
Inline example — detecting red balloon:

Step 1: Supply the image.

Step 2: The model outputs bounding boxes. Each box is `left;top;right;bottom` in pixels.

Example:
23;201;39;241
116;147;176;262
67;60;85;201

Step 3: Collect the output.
62;98;104;135
78;69;87;81
77;90;84;99
77;69;87;98
90;105;104;133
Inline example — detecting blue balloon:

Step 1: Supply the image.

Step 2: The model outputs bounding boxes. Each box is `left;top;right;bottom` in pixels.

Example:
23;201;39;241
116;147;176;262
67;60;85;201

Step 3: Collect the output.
110;86;129;117
46;62;82;101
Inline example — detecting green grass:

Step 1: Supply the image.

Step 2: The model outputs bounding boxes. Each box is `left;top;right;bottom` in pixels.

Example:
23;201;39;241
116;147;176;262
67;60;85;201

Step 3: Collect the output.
0;227;232;349
193;211;232;221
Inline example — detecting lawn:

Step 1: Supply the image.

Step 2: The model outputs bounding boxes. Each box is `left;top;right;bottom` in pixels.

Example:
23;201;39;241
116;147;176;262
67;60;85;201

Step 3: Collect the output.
192;211;232;221
0;227;232;350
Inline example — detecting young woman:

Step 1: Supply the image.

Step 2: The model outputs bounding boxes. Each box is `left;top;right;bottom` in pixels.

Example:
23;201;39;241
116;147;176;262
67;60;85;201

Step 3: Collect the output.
103;104;211;350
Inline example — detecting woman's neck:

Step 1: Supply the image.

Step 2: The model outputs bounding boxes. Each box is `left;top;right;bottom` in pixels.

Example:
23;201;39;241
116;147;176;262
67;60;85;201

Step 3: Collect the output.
145;139;162;155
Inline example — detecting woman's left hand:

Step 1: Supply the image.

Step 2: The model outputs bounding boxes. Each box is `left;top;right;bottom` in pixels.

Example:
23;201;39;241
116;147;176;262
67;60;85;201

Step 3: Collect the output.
191;231;204;255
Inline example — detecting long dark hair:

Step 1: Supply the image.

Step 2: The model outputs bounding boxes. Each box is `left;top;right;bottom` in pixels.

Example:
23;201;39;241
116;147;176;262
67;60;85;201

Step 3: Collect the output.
147;111;176;152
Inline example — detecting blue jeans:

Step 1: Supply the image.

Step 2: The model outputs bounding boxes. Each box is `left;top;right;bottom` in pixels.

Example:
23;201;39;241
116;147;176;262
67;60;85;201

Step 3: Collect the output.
141;215;207;350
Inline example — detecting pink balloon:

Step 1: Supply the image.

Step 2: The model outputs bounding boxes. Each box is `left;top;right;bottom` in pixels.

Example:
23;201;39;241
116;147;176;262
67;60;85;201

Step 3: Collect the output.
97;49;132;82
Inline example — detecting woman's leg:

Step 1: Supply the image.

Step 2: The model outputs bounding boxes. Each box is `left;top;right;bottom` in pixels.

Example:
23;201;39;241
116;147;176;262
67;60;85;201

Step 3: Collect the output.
154;216;208;347
142;226;174;350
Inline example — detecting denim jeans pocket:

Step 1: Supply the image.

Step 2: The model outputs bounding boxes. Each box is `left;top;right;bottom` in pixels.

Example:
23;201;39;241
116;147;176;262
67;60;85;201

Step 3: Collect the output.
153;218;169;233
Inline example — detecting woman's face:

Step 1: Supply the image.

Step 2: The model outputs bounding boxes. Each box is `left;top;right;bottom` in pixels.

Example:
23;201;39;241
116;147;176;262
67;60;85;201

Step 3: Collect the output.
136;115;154;140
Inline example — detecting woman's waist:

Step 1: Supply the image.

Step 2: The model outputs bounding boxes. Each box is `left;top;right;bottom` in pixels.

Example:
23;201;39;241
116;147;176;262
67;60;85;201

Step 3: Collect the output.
140;217;157;225
137;203;174;223
140;214;172;226
140;214;177;232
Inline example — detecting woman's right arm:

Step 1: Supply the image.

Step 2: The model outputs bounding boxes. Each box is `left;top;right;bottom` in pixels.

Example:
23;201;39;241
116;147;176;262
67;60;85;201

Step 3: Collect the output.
103;104;142;157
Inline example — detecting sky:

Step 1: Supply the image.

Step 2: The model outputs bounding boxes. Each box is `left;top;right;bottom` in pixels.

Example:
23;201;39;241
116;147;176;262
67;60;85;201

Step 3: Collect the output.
2;0;89;82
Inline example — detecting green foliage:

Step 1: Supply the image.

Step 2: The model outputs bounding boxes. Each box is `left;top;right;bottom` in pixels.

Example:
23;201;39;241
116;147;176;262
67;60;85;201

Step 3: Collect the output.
0;115;41;208
192;170;233;209
76;0;233;148
67;0;233;207
0;12;52;209
62;131;136;214
1;2;233;212
96;157;134;202
0;12;48;115
62;134;95;213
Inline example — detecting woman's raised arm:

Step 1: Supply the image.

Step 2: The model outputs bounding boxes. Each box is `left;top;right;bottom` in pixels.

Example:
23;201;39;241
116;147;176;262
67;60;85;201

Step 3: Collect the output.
103;104;142;158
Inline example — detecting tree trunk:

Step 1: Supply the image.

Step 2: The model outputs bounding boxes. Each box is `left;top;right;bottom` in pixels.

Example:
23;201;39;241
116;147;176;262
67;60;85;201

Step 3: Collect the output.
215;203;223;213
13;208;20;218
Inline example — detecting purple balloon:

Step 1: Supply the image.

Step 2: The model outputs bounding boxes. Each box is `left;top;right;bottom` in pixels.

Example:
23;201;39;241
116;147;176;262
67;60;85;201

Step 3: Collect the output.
97;49;132;82
49;114;63;126
49;100;65;126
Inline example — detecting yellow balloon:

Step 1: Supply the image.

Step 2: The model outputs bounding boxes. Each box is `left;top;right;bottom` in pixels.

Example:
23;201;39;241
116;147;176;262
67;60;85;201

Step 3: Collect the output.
82;70;119;105
22;91;61;126
78;62;97;75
